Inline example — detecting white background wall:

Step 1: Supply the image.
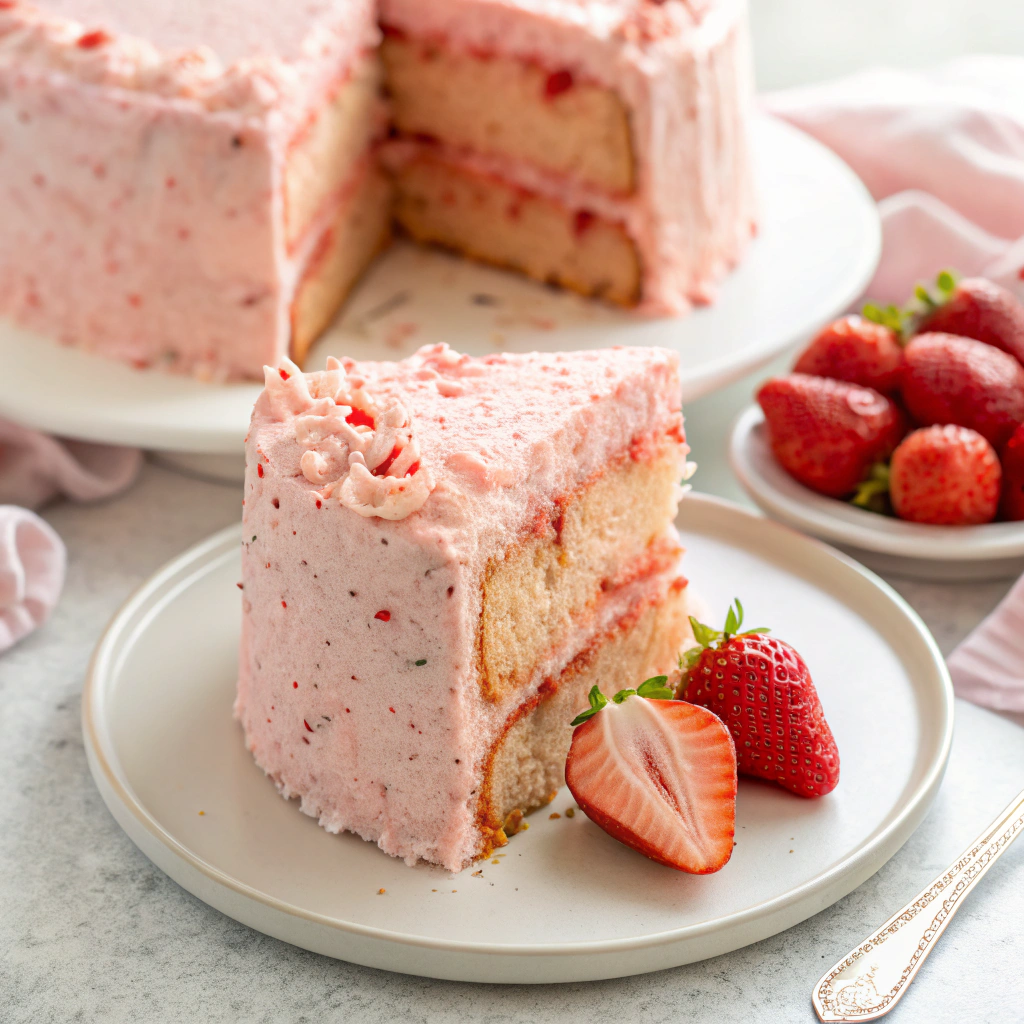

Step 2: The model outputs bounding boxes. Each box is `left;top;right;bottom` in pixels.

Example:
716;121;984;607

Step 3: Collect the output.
750;0;1024;90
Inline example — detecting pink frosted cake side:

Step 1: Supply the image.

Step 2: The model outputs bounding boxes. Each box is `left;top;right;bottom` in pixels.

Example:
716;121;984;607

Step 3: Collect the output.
0;0;389;379
0;0;755;380
236;344;695;870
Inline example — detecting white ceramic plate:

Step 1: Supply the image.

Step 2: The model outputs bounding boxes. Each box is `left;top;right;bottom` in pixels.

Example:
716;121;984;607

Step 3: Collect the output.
730;405;1024;581
1;117;878;455
83;494;951;984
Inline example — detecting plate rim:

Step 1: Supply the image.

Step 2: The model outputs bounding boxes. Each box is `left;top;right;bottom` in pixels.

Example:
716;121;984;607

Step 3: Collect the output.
729;404;1024;561
82;493;953;966
3;115;879;454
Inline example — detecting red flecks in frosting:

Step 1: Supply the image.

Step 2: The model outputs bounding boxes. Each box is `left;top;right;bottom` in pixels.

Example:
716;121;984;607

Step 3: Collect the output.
315;499;322;509
292;681;298;688
236;582;243;590
76;29;111;49
389;707;396;714
279;367;290;380
301;736;310;745
374;610;391;622
257;463;264;478
281;600;287;608
574;210;596;236
303;720;314;732
345;408;375;429
544;69;574;99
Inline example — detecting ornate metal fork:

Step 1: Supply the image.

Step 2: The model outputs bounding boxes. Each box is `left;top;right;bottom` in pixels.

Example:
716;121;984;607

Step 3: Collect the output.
813;787;1024;1022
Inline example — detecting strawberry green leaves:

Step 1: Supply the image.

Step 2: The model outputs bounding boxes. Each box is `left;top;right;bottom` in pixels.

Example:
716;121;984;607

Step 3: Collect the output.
914;269;958;312
569;676;673;727
681;598;769;672
851;461;892;514
863;269;958;341
571;685;608;726
862;302;908;339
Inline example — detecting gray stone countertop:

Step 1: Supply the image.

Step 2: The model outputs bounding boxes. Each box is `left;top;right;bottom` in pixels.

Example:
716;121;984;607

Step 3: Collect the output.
3;387;1024;1022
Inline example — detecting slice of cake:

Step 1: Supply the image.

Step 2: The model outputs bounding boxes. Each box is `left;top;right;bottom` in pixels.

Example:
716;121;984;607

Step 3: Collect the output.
236;343;694;870
0;0;755;380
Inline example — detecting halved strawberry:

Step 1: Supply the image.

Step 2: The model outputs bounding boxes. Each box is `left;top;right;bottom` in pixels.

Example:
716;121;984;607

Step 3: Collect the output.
564;677;737;873
675;600;840;798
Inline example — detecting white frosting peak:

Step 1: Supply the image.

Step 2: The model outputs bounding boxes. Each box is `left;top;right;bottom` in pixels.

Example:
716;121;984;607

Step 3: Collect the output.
263;357;435;521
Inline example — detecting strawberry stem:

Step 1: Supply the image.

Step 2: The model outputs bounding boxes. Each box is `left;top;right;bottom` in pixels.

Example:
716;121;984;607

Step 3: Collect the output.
862;268;959;343
569;676;673;726
850;462;891;515
680;599;770;673
862;301;909;341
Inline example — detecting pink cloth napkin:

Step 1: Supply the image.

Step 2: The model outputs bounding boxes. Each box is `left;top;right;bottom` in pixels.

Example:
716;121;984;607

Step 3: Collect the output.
0;418;141;510
0;505;66;651
765;55;1024;306
0;417;141;652
765;56;1024;712
947;577;1024;713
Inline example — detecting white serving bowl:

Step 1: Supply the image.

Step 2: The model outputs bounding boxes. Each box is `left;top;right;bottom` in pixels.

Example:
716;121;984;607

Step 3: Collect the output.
729;405;1024;581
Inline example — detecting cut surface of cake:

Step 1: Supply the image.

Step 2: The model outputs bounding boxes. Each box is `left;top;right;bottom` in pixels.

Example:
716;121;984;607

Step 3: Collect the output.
236;343;694;870
0;0;756;380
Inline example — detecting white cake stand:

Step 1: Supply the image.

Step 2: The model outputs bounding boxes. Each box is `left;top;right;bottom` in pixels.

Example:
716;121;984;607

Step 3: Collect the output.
0;116;879;481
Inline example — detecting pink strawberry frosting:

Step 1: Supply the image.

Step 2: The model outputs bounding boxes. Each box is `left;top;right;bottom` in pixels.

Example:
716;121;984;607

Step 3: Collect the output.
236;344;688;870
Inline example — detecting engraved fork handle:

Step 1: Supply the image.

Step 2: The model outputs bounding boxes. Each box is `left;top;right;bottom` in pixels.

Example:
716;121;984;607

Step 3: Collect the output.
812;787;1024;1022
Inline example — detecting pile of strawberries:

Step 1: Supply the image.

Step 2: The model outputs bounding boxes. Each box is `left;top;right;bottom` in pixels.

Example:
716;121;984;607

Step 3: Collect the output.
758;273;1024;525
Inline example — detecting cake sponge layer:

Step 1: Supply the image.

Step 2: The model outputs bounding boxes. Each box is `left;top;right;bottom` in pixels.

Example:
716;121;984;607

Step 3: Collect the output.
290;162;393;363
480;444;683;703
381;32;634;194
478;576;693;856
284;54;387;250
389;149;642;306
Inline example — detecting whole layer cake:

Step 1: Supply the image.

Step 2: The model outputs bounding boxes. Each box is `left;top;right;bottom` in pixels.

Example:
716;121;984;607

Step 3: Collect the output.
236;344;694;870
0;0;756;380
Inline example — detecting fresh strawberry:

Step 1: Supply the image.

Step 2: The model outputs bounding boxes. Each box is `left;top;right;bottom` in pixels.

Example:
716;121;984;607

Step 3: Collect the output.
1000;423;1024;521
757;374;906;498
793;314;905;394
675;600;840;799
917;273;1024;367
900;333;1024;449
889;425;1001;525
564;677;737;874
